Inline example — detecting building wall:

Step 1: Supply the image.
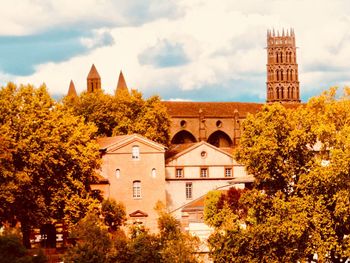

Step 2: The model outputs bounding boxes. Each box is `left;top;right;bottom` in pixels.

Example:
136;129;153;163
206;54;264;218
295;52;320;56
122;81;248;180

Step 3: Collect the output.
100;141;166;232
165;143;248;218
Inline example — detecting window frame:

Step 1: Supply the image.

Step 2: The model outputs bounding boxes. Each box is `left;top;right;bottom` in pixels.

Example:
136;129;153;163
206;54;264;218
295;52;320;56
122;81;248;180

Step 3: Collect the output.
186;182;192;199
175;167;184;178
224;167;233;177
200;167;209;178
133;180;142;199
132;145;140;160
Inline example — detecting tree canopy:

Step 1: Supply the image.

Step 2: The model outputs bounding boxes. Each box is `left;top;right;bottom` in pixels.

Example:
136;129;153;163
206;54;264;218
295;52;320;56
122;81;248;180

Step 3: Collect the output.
0;83;101;247
64;89;171;146
206;88;350;262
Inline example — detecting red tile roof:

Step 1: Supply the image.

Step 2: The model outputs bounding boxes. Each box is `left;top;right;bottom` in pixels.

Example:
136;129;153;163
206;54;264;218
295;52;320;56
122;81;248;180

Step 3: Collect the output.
87;64;101;79
162;101;301;118
97;135;129;150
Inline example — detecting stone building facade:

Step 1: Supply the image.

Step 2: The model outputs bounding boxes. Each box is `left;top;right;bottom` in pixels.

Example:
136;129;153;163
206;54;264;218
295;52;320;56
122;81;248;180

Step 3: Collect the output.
92;134;166;232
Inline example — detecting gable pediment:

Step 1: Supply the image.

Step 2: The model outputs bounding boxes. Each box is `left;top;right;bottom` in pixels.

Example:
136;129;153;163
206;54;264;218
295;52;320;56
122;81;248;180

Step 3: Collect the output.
105;134;165;153
129;210;148;217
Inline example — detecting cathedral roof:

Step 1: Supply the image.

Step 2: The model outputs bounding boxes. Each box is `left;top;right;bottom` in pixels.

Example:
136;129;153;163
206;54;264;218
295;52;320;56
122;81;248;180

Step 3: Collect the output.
87;64;101;79
162;101;264;118
67;80;78;98
162;101;300;118
116;71;129;95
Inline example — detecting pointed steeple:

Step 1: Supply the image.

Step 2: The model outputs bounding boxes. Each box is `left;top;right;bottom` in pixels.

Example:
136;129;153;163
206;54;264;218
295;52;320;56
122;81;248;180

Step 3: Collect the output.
115;70;129;96
67;80;78;98
87;64;101;93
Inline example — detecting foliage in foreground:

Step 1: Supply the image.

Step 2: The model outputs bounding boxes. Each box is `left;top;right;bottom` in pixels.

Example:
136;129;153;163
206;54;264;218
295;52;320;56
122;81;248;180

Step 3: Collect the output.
0;83;101;248
0;228;47;263
64;204;200;263
206;88;350;263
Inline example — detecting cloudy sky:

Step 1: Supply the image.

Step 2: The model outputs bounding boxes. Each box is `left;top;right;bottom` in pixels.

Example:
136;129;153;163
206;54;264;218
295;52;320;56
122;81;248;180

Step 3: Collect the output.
1;0;350;102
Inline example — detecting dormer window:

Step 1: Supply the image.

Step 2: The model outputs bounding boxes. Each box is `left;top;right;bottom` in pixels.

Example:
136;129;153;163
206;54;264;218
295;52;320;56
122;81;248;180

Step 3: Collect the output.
132;146;139;159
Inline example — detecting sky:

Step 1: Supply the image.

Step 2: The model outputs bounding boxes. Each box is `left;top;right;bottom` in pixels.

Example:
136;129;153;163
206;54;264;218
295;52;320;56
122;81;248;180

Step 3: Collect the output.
1;0;350;102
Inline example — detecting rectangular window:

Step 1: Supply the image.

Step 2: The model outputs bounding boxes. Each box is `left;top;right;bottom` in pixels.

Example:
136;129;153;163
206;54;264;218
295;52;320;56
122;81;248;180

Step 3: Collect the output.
132;146;139;159
175;168;184;178
186;182;192;199
133;181;141;198
225;168;233;177
200;168;208;178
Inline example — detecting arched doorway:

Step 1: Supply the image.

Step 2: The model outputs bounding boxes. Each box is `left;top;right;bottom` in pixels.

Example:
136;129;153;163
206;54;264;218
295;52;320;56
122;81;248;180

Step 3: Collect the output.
171;130;197;144
207;131;233;148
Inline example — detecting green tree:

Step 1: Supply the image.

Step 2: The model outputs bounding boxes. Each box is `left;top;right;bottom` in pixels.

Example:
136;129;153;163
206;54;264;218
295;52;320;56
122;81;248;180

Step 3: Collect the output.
0;83;101;247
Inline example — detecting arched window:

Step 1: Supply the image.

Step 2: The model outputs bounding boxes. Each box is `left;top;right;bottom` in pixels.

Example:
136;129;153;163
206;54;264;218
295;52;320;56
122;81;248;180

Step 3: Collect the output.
151;168;156;178
132;146;139;159
280;87;284;99
281;70;283;81
276;70;279;81
290;69;293;81
133;181;141;199
115;169;120;178
286;69;289;81
280;52;283;63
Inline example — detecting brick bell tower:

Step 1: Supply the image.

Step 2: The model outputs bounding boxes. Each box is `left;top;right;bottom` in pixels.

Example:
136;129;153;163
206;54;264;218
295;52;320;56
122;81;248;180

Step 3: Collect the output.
266;29;300;103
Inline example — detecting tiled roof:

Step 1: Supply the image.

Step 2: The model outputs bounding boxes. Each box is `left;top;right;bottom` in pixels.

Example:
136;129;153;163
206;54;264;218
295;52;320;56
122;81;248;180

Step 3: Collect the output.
165;143;196;160
67;80;77;97
162;101;263;117
162;101;301;118
87;64;101;79
116;71;129;94
97;135;129;150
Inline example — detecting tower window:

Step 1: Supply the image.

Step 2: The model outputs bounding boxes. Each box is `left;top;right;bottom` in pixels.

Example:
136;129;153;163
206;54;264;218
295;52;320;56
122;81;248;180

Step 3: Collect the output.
133;181;141;199
186;182;192;199
132;146;140;159
180;120;187;128
115;169;120;178
216;120;223;128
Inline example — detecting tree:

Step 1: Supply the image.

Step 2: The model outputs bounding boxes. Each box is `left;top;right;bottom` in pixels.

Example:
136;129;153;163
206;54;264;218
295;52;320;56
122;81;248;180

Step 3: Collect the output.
157;203;200;263
0;83;101;247
63;91;118;137
207;88;350;262
64;213;112;263
64;89;171;146
0;228;47;263
101;199;126;232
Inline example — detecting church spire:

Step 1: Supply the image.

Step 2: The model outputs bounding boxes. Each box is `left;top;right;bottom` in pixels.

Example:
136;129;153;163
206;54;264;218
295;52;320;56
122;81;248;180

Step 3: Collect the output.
87;64;101;93
67;80;78;98
115;70;129;96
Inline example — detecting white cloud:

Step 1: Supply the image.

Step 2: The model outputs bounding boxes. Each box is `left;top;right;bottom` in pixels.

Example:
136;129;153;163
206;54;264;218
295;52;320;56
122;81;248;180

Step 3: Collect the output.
3;0;350;102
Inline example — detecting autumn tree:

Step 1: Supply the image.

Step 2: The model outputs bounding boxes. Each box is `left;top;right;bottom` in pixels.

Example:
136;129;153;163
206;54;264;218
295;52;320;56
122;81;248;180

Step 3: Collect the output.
64;89;171;146
207;88;350;262
64;213;112;263
0;83;101;248
101;199;126;232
